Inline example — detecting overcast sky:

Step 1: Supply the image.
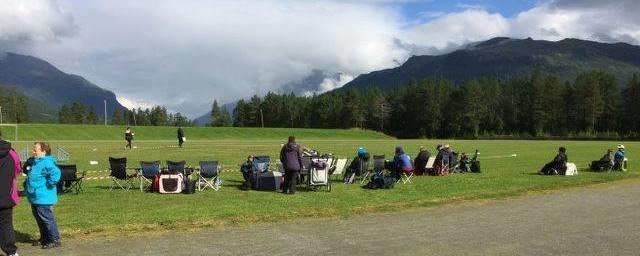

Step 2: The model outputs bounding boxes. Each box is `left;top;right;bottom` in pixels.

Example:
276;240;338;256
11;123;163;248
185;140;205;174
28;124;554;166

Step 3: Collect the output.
2;0;640;117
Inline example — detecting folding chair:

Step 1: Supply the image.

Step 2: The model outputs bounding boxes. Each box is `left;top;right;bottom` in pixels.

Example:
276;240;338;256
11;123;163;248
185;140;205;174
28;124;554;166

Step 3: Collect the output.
139;161;161;192
253;156;270;172
299;155;313;184
109;157;135;191
198;161;220;191
167;160;193;177
331;158;348;176
398;168;414;184
362;155;385;184
57;164;85;194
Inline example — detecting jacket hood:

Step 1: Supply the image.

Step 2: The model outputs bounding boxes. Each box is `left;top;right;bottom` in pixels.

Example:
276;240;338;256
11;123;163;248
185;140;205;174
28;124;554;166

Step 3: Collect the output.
0;140;11;158
286;142;299;150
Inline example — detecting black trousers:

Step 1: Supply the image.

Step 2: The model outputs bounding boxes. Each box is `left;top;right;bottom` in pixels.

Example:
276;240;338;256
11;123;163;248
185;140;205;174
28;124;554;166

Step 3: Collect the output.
126;139;132;149
178;138;184;147
284;169;299;193
0;207;17;255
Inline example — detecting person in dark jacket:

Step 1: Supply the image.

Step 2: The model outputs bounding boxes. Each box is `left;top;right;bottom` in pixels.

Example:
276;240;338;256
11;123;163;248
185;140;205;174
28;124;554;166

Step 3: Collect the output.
124;127;134;149
240;155;254;189
414;146;431;175
280;136;303;194
614;145;626;171
0;132;21;256
540;147;568;175
26;142;62;249
177;127;185;148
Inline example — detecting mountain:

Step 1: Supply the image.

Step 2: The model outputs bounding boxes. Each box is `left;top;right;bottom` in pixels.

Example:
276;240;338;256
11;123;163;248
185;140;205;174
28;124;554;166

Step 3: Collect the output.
0;52;125;121
341;37;640;90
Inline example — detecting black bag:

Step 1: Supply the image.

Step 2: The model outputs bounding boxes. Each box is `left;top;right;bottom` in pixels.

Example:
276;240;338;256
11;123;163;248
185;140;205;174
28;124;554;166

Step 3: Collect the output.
254;171;283;191
590;160;611;171
241;180;252;190
183;179;196;194
471;160;481;173
382;176;395;189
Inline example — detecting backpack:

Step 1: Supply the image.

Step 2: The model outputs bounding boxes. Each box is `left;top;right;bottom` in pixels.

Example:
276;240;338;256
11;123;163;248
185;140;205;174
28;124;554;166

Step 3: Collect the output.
182;179;196;194
471;160;481;173
382;176;395;189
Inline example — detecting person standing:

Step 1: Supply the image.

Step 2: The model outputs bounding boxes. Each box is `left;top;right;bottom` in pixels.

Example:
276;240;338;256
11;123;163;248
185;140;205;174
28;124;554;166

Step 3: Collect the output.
614;145;626;171
280;136;303;194
124;127;134;149
26;142;62;249
0;131;21;256
177;127;185;148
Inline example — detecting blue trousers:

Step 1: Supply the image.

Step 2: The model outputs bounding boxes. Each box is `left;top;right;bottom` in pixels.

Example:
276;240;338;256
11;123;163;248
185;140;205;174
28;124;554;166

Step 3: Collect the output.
31;205;60;243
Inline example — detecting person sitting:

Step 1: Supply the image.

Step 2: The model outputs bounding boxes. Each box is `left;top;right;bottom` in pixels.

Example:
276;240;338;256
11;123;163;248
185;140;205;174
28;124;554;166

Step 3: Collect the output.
540;147;568;175
343;147;370;184
391;146;412;181
432;144;450;176
458;152;471;173
414;146;431;176
613;145;626;171
240;155;254;190
445;145;459;172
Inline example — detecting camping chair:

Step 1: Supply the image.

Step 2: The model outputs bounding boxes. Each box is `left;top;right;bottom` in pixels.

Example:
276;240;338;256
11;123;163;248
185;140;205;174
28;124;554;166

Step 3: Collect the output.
398;161;415;184
331;158;348;176
167;160;192;177
253;156;270;172
139;161;161;192
57;164;85;194
109;157;135;191
299;155;313;184
363;155;385;184
198;161;220;191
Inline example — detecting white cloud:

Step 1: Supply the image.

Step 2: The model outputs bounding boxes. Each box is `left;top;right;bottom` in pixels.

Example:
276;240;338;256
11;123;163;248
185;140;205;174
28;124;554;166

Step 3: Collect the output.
2;0;640;117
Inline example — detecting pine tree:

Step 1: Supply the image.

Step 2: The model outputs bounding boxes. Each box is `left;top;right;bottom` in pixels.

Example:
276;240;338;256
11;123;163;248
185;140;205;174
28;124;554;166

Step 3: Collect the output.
86;107;99;124
112;108;124;125
70;102;86;124
58;104;73;124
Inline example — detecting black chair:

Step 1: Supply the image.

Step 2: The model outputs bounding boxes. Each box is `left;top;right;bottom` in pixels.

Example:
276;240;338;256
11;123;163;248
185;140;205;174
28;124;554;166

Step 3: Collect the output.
57;164;85;194
109;157;135;191
167;160;192;176
139;161;161;192
198;161;220;191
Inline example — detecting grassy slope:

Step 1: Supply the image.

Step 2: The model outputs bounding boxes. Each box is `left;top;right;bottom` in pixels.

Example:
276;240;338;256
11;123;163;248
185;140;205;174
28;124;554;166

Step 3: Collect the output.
2;124;392;141
6;125;638;240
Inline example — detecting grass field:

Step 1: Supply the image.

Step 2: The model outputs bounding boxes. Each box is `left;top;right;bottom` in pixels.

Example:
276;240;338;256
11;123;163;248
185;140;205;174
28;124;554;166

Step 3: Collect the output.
3;124;637;240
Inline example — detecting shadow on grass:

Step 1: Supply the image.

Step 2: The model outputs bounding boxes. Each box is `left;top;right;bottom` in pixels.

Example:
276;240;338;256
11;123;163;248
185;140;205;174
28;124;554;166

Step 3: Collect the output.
15;230;35;243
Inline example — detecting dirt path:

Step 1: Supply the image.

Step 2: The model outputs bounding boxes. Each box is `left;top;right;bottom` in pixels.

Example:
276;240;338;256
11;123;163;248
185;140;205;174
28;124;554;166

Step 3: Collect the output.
16;179;640;256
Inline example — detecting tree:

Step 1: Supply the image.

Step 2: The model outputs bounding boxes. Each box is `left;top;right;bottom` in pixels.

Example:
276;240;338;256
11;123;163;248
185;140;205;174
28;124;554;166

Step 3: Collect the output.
112;108;124;125
211;100;232;127
86;107;99;124
58;104;73;124
70;102;86;124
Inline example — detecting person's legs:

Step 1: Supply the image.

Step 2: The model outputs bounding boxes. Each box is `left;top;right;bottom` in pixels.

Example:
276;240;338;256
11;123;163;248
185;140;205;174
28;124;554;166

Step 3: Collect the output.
289;170;299;194
31;205;47;245
34;205;61;247
126;139;132;149
283;170;291;193
0;207;17;255
178;139;183;148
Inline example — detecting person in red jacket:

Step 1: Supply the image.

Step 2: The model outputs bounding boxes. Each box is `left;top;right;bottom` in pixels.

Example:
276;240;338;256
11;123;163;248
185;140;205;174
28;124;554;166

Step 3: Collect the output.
0;130;21;256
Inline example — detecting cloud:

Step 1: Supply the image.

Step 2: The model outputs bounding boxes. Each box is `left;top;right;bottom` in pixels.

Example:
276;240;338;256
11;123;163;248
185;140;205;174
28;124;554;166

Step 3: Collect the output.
0;0;75;51
2;0;640;118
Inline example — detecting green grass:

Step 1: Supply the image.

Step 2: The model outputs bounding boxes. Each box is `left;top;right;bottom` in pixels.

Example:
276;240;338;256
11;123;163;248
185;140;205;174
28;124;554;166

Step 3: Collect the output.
5;125;638;240
1;124;392;141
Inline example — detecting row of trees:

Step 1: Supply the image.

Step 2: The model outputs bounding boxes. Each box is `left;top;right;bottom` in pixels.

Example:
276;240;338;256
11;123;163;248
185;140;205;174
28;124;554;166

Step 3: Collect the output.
0;86;29;123
58;102;100;124
231;70;640;139
111;106;193;127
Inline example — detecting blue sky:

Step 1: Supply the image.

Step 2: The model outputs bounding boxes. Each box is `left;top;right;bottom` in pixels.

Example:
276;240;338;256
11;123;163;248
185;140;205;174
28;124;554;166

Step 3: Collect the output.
399;0;538;21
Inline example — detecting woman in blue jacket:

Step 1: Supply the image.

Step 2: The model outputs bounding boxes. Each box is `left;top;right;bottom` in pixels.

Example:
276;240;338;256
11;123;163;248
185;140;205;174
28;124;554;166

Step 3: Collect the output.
25;142;62;249
392;146;412;181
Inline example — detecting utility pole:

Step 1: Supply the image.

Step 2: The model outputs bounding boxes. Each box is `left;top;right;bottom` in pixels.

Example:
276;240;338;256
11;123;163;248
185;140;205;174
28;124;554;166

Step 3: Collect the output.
104;100;107;126
0;106;3;124
260;109;264;128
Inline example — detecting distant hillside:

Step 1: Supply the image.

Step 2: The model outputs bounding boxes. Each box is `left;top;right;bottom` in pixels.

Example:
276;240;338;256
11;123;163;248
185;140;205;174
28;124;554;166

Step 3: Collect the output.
342;37;640;90
0;52;125;121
